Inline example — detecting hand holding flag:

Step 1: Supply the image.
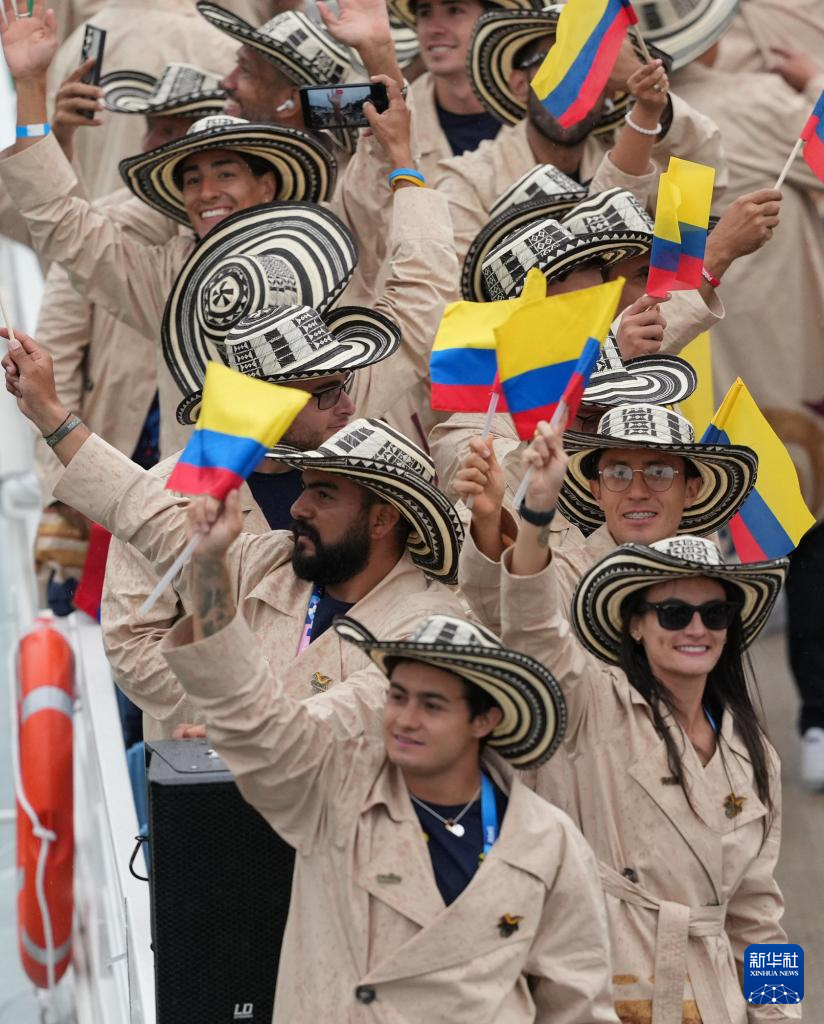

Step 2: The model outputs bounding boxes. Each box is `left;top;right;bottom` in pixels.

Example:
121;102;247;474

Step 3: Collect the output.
647;157;715;298
140;363;309;613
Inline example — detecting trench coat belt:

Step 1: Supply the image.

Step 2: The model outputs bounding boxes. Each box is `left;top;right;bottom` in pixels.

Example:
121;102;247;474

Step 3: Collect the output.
598;861;734;1024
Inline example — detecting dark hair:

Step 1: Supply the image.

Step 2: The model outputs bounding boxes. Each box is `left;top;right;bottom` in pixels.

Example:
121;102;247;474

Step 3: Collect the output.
410;0;495;20
172;150;277;190
581;450;702;481
361;488;412;553
384;659;500;730
618;584;775;820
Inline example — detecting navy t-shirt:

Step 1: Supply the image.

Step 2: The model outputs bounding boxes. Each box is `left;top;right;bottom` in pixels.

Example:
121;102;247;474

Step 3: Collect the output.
311;593;354;642
247;468;303;530
413;780;508;905
436;103;502;156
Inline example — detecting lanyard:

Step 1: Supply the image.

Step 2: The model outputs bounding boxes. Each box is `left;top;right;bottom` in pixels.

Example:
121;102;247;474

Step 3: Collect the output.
480;772;498;856
296;584;323;655
704;706;718;734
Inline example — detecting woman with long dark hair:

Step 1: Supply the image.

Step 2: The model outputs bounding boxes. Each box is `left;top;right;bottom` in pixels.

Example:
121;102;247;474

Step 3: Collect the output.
484;421;799;1024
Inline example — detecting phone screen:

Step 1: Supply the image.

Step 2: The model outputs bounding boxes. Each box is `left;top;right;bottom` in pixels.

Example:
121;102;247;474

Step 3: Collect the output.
299;83;389;130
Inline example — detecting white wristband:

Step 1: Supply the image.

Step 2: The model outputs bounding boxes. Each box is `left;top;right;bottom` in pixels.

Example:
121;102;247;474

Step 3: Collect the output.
623;112;661;137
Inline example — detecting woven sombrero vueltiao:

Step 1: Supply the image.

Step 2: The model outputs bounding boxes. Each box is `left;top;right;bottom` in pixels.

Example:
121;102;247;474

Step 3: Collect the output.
179;303;401;425
390;13;420;68
120;114;336;225
335;613;567;767
583;334;698;408
572;536;787;666
467;5;656;133
271;418;465;583
634;0;740;71
559;404;758;536
162;201;358;420
101;63;227;117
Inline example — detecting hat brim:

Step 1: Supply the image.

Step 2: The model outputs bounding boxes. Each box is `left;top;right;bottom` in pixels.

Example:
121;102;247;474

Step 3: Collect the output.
101;69;227;117
120;121;336;225
558;430;758;536
334;616;567;768
571;541;787;665
180;305;401;423
271;448;465;583
583;353;698;407
467;8;634;133
164;201;357;417
637;0;740;71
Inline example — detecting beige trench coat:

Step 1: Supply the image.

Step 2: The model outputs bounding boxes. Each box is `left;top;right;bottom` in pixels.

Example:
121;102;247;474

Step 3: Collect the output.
717;1;824;73
409;71;453;180
670;62;824;513
161;606;621;1024
55;435;466;739
0;134;457;455
497;549;799;1024
47;0;237;200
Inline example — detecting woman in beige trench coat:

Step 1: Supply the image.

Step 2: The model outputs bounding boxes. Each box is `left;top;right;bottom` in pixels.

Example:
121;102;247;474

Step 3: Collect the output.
488;422;801;1024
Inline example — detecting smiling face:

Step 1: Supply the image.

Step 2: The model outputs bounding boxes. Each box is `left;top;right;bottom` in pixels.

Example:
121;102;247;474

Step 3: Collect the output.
179;147;276;237
415;0;487;78
221;45;301;124
630;577;729;688
589;447;703;543
383;660;501;778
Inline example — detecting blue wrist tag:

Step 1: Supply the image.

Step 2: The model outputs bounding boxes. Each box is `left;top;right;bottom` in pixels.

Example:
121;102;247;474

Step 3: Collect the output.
16;123;50;138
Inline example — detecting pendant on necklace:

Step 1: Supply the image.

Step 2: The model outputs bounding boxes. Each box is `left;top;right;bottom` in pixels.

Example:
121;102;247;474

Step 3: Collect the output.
446;821;465;837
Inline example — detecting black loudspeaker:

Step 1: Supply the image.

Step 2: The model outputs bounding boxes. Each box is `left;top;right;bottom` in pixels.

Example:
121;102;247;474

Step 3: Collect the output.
146;740;295;1024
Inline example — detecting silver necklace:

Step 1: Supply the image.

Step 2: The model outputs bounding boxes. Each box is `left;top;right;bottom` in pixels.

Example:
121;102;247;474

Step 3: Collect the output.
409;787;480;838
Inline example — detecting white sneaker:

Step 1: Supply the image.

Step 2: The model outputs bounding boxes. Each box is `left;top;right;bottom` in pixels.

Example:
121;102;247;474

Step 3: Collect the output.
801;727;824;789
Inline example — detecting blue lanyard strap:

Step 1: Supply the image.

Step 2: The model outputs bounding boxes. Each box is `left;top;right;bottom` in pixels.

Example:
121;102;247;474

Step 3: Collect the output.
704;706;718;734
296;584;323;654
480;772;498;857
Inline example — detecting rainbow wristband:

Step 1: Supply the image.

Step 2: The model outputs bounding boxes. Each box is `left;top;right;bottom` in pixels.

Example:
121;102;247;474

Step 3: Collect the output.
388;166;425;186
16;123;50;138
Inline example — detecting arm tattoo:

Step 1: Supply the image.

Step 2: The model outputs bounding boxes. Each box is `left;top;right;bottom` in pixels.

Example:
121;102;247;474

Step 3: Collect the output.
536;524;553;547
192;556;236;640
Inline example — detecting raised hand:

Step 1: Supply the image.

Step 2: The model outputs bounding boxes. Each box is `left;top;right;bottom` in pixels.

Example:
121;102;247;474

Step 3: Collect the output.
188;491;243;561
615;293;670;359
454;437;505;522
626;59;669;126
1;328;69;434
53;59;104;159
705;189;782;280
522;421;568;516
363;74;412;167
317;0;391;53
0;0;58;81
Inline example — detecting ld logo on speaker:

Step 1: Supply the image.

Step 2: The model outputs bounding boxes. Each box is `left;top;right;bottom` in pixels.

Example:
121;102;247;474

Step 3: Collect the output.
745;944;803;1004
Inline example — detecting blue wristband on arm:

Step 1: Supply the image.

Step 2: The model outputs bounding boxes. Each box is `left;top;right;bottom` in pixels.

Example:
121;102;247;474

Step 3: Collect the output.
16;123;50;138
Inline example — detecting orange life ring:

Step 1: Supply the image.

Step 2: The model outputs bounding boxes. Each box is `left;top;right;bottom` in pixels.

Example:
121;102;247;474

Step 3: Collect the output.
17;621;74;988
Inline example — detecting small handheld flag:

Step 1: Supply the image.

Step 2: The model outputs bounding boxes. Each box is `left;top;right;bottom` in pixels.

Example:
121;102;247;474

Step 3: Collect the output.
494;278;623;441
647;157;715;298
701;378;814;560
429;268;546;413
531;0;638;128
166;362;310;499
801;91;824;182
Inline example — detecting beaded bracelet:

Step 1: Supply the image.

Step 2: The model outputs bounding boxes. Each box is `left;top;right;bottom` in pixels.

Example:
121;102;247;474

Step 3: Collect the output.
623;111;661;137
16;123;50;138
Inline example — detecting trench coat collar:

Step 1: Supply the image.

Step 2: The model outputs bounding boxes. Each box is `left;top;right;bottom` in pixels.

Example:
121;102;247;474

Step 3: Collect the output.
357;754;556;982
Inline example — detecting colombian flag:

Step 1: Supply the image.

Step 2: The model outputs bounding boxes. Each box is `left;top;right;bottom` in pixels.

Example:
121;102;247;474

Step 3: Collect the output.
531;0;638;128
166;362;309;498
701;379;814;560
801;91;824;181
494;279;623;439
429;269;545;412
647;157;715;298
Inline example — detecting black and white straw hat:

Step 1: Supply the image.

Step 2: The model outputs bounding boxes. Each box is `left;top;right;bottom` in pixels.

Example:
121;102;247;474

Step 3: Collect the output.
335;614;567;768
633;0;740;70
488;164;587;219
467;5;640;132
197;3;354;86
179;304;400;424
477;211;649;302
101;63;227;117
272;419;465;582
562;187;654;248
388;0;540;31
572;536;787;665
120;114;336;224
162;202;358;420
559;404;758;536
390;14;420;68
583;335;698;408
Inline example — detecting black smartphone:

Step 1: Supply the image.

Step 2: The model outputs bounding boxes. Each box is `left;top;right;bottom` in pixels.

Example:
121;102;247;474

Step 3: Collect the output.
79;24;106;88
299;82;389;131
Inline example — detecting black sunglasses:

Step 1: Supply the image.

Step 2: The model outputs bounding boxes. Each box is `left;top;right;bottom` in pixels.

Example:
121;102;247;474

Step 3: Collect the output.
639;599;740;631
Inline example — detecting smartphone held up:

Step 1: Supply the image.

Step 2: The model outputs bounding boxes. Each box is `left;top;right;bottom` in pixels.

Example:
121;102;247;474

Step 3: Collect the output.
79;23;106;118
299;82;389;131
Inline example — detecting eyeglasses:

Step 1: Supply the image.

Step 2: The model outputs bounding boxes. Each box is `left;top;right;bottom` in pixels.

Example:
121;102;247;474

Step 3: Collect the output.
312;372;353;411
638;599;740;631
598;463;680;492
517;51;549;71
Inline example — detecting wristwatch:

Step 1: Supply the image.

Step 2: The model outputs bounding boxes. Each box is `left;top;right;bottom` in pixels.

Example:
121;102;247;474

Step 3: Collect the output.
518;500;556;527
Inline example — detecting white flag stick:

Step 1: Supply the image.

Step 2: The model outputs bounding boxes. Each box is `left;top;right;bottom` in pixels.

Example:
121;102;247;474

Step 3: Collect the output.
466;390;500;512
139;533;202;615
631;22;655;66
511;400;569;511
0;286;19;349
775;137;803;189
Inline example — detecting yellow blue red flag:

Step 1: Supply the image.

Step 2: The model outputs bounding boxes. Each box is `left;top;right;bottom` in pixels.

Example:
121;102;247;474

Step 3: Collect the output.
531;0;638;128
494;279;623;439
701;378;814;560
647;157;715;298
801;90;824;181
166;362;309;499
